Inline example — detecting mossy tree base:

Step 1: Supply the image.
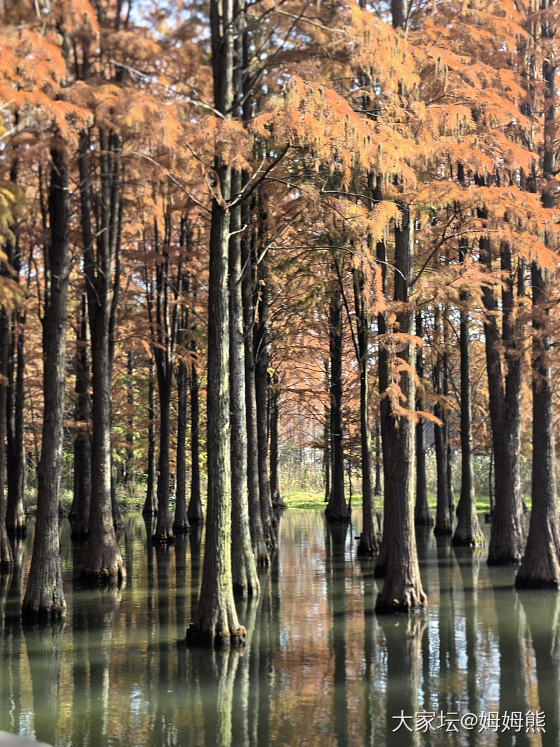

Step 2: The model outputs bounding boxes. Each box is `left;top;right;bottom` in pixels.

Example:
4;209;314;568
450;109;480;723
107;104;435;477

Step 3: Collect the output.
21;602;66;624
375;585;427;615
186;623;246;649
232;581;260;599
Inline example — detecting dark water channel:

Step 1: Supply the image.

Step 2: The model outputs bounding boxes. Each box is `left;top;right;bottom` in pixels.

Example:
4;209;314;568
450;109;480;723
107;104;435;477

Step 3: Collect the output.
0;511;556;746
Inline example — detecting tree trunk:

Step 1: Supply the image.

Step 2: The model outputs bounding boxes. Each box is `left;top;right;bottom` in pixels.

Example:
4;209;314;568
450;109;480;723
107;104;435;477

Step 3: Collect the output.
325;278;348;522
22;148;68;619
83;303;125;582
79;130;125;584
186;0;244;646
5;162;26;540
269;373;284;509
125;351;134;486
453;289;484;546
375;206;426;613
6;310;26;538
187;355;203;524
414;312;432;526
143;357;158;517
515;263;560;587
229;190;259;598
153;371;173;543
484;239;526;564
433;308;453;537
353;267;379;554
69;291;91;541
0;309;12;572
242;225;269;564
254;249;275;542
173;355;189;533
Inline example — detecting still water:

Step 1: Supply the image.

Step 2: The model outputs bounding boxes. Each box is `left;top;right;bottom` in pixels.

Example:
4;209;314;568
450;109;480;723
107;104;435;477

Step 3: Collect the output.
0;511;556;746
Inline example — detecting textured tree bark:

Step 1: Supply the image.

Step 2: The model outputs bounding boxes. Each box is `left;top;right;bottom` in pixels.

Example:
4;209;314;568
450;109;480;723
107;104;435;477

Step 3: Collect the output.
5;162;26;539
325;279;348;523
153;370;173;542
433;308;453;537
6;300;26;537
375;207;426;613
453;284;484;547
80;131;125;585
143;357;158;517
353;268;379;554
482;236;526;564
173;352;189;533
186;0;245;646
515;45;560;586
187;354;204;524
22;148;68;619
374;222;391;577
254;247;275;542
69;291;91;541
242;219;269;564
125;351;134;486
0;308;12;572
414;312;432;526
515;263;560;587
229;189;259;598
269;373;284;509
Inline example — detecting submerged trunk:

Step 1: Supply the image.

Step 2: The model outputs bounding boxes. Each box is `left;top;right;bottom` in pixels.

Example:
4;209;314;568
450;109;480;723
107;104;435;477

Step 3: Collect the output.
69;292;91;541
484;240;526;564
186;0;244;645
0;309;12;572
229;191;259;598
80;130;125;585
242;212;268;564
143;358;158;517
153;372;173;543
83;302;125;583
187;355;203;525
22;148;68;619
516;262;560;588
325;279;347;523
5;163;26;540
353;267;379;554
414;312;432;526
453;289;484;547
269;373;284;509
173;355;189;534
375;205;426;613
254;248;275;542
433;309;453;537
6;312;26;538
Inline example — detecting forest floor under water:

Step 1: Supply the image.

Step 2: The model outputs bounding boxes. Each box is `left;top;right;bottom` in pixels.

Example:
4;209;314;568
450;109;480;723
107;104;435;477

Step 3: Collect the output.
0;509;553;746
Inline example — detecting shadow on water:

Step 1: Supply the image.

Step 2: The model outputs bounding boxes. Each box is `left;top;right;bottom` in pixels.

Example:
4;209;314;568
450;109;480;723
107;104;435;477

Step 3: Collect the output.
0;511;559;745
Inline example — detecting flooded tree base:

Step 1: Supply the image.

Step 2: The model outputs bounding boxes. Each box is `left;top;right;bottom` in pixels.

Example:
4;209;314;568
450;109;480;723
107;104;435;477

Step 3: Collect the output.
81;567;126;587
515;575;559;590
21;602;66;624
151;533;175;546
185;622;247;649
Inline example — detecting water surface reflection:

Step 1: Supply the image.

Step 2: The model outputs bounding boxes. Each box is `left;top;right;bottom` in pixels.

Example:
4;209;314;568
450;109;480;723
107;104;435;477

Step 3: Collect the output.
0;511;553;745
